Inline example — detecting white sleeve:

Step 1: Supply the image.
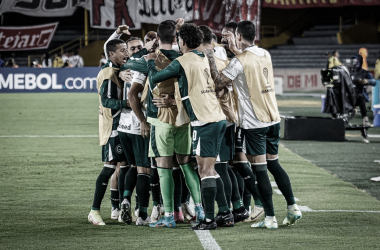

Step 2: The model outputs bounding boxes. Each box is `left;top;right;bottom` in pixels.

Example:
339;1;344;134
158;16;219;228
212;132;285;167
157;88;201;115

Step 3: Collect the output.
104;31;122;60
132;71;147;86
214;47;228;61
222;58;243;81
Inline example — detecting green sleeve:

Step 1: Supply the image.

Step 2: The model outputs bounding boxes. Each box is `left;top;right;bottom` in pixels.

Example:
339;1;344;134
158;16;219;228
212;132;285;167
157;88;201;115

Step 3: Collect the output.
122;57;148;74
131;48;148;59
147;59;181;85
100;80;128;110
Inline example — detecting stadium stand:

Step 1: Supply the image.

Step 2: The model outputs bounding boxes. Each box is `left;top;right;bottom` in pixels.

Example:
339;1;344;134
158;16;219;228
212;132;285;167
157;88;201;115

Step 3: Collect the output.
269;25;379;69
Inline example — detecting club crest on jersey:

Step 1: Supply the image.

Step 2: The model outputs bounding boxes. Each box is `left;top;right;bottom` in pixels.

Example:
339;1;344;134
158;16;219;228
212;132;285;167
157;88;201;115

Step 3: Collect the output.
115;144;123;154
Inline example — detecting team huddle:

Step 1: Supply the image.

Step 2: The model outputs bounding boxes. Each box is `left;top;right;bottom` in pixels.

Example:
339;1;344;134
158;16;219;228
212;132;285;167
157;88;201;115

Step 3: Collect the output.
87;18;302;230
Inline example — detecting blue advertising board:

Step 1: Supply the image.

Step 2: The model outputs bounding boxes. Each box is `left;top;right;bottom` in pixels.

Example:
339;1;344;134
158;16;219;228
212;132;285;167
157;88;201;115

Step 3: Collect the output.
0;67;101;93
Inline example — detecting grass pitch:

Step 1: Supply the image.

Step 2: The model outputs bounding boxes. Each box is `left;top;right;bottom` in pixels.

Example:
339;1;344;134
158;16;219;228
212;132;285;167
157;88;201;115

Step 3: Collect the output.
0;94;379;249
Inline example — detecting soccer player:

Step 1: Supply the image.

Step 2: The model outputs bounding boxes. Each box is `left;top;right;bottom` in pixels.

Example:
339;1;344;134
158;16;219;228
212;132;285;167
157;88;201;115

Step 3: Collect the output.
88;38;129;226
221;22;240;59
221;22;265;223
145;23;229;230
198;25;249;227
117;34;157;226
125;20;205;228
144;31;157;44
205;21;302;229
103;26;154;222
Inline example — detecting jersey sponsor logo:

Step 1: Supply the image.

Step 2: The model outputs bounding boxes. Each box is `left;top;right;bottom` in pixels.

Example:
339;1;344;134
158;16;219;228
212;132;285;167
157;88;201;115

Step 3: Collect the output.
261;88;274;94
118;124;131;131
200;88;216;94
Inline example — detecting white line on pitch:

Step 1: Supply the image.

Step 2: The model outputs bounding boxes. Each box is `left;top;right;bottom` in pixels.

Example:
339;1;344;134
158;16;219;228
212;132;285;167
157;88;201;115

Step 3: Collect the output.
368;134;380;138
308;210;380;213
299;205;380;213
0;135;98;138
195;230;222;250
274;189;282;195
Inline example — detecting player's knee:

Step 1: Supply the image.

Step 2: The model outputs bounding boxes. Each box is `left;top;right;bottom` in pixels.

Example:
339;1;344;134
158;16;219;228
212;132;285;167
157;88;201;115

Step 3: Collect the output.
248;154;266;163
198;166;214;179
101;164;116;177
137;166;151;175
119;161;128;166
266;153;278;160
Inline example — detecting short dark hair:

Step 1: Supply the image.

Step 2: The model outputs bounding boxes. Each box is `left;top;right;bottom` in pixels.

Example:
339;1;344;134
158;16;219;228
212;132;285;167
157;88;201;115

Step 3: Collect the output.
211;33;218;43
125;37;142;48
179;23;204;49
237;21;256;43
106;39;126;57
199;25;213;45
225;22;238;33
157;20;176;44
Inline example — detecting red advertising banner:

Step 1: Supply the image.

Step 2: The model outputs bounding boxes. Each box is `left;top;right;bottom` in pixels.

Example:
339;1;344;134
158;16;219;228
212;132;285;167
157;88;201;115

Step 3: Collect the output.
0;0;90;17
193;0;261;39
0;22;58;51
263;0;380;9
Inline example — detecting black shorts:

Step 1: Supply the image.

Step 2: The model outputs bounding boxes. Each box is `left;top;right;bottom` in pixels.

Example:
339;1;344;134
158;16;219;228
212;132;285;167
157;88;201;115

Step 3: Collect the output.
101;133;127;162
119;131;150;168
241;123;280;156
217;124;235;162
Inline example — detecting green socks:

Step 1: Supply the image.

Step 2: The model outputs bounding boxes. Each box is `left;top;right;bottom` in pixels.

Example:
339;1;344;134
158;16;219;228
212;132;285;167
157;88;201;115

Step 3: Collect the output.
215;162;232;208
123;167;137;202
92;165;116;210
150;167;161;206
136;173;151;220
215;175;230;213
201;177;217;220
267;158;296;206
252;163;274;217
180;162;202;204
172;168;182;212
157;167;174;214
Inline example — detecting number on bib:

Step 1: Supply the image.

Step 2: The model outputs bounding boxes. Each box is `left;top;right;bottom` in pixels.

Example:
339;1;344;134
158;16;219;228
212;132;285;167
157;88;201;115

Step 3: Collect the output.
192;130;197;141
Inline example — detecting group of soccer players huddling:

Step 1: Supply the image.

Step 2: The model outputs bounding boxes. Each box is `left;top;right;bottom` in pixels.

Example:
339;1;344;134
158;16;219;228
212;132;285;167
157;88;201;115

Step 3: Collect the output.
87;18;302;230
